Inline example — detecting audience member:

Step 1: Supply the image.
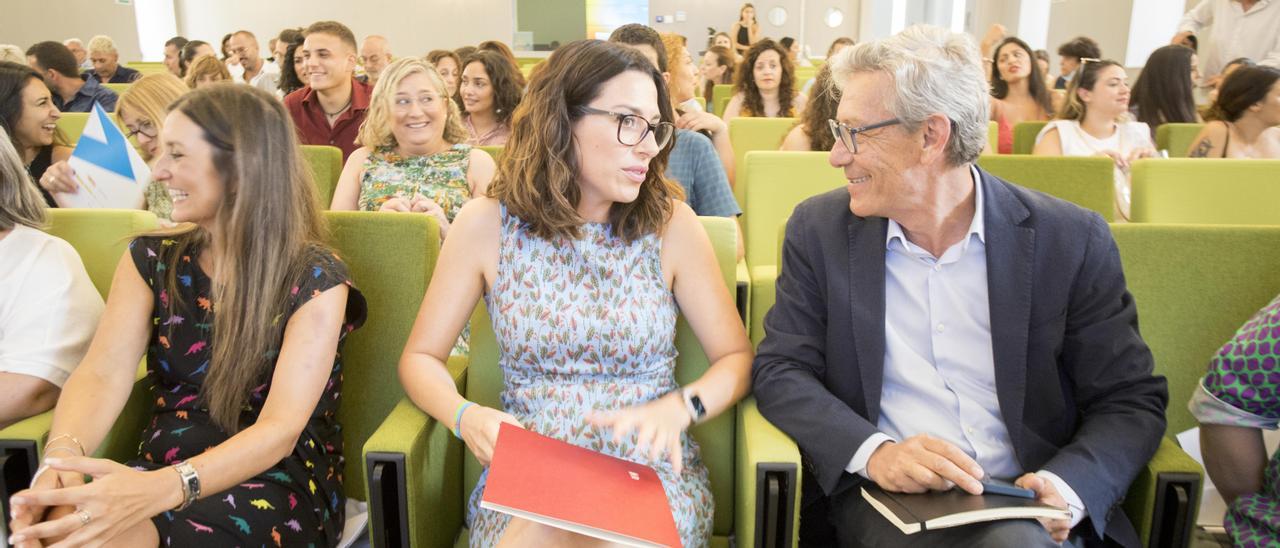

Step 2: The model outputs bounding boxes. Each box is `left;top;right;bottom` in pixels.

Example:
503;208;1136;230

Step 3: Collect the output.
454;45;477;62
699;45;735;112
1174;0;1280;85
779;36;812;67
1055;36;1102;90
827;37;855;58
25;41;118;112
398;39;750;546
1035;59;1156;221
278;41;307;97
228;31;279;93
6;84;367;547
178;40;215;77
0;125;102;432
332;57;495;234
116;73;189;220
1188;65;1280;158
86;35;141;84
1206;57;1255;103
781;64;838;151
659;31;737;186
754;25;1166;547
476;40;527;87
1;61;71;208
426;49;462;102
0;45;23;64
1190;294;1280;546
184;54;232;89
163;36;188;76
359;35;393;85
274;27;304;71
1131;45;1200;135
459;50;522;146
62;38;90;72
990;37;1056;154
1033;48;1051;79
730;3;760;56
723;39;806;122
267;38;278;62
284;20;372;161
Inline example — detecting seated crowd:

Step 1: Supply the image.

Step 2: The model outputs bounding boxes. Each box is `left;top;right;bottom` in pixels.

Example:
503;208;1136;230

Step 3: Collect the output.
3;0;1280;545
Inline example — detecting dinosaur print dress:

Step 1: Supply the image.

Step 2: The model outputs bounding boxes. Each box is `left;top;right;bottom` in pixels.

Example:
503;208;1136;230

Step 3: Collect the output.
124;236;367;546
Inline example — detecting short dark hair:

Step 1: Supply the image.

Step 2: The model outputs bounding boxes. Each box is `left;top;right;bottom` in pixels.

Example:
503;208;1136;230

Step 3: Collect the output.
1057;36;1101;61
180;40;210;76
165;36;189;51
24;41;79;78
779;36;795;50
278;27;304;46
1207;65;1280;123
608;23;667;73
304;20;358;52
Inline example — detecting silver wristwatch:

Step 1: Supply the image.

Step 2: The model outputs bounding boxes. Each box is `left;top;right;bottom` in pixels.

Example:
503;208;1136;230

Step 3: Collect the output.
172;460;201;511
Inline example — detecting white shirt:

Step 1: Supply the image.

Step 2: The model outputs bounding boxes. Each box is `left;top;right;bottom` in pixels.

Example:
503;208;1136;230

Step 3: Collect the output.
1035;120;1154;221
245;61;280;95
0;225;103;387
844;167;1087;527
1179;0;1280;78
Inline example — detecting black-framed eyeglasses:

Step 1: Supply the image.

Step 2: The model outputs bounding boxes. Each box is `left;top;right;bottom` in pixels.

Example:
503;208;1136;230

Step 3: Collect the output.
124;120;157;140
578;106;675;149
828;117;901;154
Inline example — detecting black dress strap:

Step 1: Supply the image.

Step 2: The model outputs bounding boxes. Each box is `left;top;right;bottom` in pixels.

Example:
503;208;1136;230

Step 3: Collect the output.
26;146;57;208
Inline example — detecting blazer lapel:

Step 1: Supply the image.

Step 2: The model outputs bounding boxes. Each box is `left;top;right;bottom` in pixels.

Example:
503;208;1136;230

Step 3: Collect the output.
847;216;888;422
979;169;1034;458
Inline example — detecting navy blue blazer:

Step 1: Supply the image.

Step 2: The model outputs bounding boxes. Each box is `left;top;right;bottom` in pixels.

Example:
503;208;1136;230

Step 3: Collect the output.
752;167;1168;546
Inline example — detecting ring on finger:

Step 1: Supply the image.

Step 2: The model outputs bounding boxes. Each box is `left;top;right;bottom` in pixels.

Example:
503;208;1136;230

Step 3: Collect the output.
77;509;91;526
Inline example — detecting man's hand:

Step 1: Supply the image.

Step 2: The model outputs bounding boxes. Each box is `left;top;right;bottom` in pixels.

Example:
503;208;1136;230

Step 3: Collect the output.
865;434;985;494
1015;473;1072;543
1170;31;1195;47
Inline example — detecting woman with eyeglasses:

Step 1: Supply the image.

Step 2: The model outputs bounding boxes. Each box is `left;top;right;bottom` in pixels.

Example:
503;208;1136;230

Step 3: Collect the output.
397;39;752;546
116;73;189;221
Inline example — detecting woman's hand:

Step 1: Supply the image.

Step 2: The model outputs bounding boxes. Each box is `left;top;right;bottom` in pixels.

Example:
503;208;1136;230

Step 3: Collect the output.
378;196;413;212
39;161;79;194
7;465;85;548
588;392;692;474
459;405;524;467
676;110;727;136
410;196;451;237
1098;149;1131;171
7;457;181;548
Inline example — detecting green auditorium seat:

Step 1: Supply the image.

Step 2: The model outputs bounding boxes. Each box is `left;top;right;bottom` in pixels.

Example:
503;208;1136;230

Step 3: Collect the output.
102;83;132;98
54;112;90;145
713;84;734;116
1130;158;1280;225
1012;120;1048;154
728;117;799;206
1154;123;1204;158
302;145;343;208
977;155;1115;221
363;216;802;548
476;145;502;161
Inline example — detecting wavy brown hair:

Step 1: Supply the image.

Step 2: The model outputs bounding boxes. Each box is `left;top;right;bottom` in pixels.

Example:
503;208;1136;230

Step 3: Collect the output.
1205;65;1280;123
461;50;524;127
702;45;736;106
736;39;797;117
155;84;329;433
486;40;682;242
796;65;838;151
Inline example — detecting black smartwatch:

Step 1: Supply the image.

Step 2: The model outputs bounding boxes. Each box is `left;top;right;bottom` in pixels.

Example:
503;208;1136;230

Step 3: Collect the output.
681;387;707;424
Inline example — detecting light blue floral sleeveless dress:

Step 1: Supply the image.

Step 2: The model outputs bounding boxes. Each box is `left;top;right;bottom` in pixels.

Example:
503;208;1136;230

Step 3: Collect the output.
465;204;713;546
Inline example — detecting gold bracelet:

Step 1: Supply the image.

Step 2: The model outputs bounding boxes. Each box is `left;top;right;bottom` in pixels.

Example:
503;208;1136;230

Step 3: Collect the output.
43;446;81;458
45;434;85;456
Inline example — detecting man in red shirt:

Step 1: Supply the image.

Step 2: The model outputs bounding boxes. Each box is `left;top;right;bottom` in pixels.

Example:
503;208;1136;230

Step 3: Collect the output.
284;21;370;161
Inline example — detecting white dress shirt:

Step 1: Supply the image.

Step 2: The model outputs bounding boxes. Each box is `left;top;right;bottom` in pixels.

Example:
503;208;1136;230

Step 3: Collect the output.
1179;0;1280;78
844;167;1087;527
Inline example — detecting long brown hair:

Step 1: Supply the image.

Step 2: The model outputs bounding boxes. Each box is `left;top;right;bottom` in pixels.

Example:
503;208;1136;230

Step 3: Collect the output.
1205;65;1280;122
797;65;838;151
156;83;328;433
486;40;682;243
736;39;797;117
702;45;736;106
989;37;1053;117
1057;58;1123;121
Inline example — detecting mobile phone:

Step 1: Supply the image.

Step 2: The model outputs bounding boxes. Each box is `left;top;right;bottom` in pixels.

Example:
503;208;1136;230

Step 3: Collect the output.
980;477;1037;499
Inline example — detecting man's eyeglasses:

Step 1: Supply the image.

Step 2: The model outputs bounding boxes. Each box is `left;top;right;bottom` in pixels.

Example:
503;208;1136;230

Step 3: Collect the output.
828;118;901;154
578;106;674;149
124;120;157;140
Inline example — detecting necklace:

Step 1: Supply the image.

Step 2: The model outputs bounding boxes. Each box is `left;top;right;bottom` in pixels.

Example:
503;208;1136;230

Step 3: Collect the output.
323;97;353;118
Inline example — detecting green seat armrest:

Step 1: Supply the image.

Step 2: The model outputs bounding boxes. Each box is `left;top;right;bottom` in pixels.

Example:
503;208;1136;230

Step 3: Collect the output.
749;265;778;348
735;397;801;548
0;410;55;512
1123;437;1203;548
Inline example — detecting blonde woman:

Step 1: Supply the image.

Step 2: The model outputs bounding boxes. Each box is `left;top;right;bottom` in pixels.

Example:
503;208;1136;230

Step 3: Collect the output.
116;73;189;221
183;54;231;89
7;84;367;547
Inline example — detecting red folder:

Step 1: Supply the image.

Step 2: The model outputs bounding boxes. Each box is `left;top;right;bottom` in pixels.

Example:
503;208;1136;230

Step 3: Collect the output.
480;423;683;547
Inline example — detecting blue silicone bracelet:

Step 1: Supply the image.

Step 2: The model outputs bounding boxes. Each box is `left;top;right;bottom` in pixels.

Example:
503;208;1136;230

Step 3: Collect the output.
453;401;475;439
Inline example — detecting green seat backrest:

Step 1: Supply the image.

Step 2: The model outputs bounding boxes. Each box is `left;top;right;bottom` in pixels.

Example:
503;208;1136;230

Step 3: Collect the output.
463;216;739;538
976;155;1115;221
987;121;998;154
1130;159;1280;225
1012;121;1048;154
712;84;734;116
302;145;343;208
325;211;439;500
102;83;132;97
55;112;90;145
45;209;159;299
1111;224;1280;435
742;151;845;270
793;67;818;82
729;117;798;205
1155;123;1204;158
477;145;502;161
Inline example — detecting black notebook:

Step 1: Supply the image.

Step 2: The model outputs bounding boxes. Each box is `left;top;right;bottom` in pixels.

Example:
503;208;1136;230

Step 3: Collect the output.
861;485;1071;535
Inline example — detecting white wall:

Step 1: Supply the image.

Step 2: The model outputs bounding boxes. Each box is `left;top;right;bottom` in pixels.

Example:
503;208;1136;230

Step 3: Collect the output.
1;0;144;61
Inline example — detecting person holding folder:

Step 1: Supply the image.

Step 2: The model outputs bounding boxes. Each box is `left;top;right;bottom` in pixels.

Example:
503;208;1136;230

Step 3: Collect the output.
398;39;752;546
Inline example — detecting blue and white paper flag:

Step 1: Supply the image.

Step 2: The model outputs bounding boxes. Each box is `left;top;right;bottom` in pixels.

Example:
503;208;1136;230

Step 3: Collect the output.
56;102;149;208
